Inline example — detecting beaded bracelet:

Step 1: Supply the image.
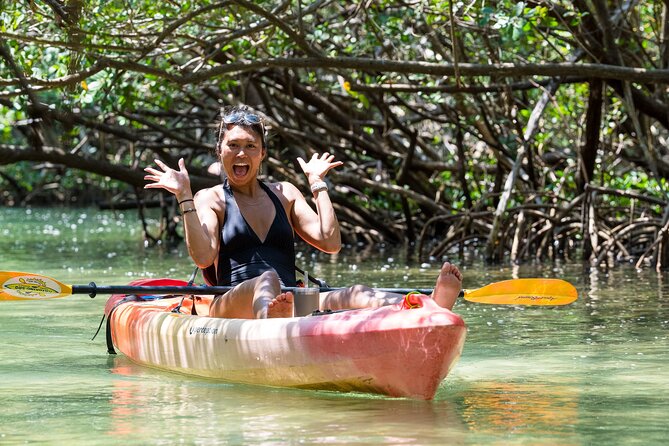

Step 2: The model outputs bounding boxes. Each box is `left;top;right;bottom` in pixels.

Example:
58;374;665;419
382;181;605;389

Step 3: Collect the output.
181;208;196;215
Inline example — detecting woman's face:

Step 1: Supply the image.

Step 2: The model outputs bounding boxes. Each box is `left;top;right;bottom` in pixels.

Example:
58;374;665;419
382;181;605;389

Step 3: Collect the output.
218;125;265;187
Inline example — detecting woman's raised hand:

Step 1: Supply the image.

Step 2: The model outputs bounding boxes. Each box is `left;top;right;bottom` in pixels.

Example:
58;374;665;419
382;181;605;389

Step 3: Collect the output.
297;152;343;182
144;158;193;201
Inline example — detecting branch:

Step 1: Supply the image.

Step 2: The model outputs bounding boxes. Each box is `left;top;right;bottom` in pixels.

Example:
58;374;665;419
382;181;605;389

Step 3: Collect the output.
585;184;668;206
231;0;321;57
349;77;590;93
0;145;217;192
3;58;668;96
334;172;449;214
183;58;669;84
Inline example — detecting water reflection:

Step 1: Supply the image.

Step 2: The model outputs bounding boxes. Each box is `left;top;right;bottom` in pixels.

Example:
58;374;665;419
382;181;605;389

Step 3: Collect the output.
458;381;577;435
108;357;467;444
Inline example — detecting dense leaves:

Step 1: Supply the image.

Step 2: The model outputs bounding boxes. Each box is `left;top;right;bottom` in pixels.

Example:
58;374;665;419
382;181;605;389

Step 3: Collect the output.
1;0;669;268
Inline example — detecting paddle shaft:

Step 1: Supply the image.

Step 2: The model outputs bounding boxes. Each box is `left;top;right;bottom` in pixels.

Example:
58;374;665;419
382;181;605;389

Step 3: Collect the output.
73;283;439;298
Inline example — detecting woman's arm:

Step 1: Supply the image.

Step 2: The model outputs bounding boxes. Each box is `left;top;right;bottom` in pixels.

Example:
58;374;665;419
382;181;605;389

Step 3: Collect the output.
144;158;220;268
183;189;221;268
288;153;343;253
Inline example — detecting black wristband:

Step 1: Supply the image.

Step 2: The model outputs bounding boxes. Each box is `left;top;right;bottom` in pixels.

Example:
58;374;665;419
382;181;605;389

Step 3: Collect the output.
178;198;194;205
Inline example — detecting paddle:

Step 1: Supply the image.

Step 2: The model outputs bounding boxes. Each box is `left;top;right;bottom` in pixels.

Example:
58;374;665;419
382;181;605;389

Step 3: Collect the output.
0;271;577;305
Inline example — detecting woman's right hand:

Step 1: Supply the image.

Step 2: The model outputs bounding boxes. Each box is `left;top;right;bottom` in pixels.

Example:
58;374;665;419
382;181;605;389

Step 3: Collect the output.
144;158;193;201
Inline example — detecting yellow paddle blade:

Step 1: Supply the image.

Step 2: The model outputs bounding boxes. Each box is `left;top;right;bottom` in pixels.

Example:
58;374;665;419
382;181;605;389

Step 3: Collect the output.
0;271;73;301
462;278;577;306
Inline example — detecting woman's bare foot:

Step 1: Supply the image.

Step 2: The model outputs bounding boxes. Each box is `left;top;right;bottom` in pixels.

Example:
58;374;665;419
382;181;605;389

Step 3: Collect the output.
432;262;463;310
267;292;294;318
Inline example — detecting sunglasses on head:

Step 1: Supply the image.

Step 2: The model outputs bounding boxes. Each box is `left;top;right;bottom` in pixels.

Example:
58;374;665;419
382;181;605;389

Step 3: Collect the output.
218;111;266;146
223;111;262;126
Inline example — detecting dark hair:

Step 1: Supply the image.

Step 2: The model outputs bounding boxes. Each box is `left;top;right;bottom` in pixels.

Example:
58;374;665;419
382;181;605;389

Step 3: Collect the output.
216;105;267;151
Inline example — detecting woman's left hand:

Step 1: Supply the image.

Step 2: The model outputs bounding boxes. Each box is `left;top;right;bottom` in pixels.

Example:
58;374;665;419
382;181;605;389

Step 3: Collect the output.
297;152;343;183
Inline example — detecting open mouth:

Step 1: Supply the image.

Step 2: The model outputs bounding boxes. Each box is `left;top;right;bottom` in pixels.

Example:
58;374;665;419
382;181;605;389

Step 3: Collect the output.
232;163;250;177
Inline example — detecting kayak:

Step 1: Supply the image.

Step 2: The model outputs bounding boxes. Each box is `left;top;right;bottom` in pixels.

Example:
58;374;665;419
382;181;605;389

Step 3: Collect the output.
105;278;467;400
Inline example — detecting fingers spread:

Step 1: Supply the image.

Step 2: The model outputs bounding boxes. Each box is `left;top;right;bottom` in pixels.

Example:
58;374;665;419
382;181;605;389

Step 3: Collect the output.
143;167;161;175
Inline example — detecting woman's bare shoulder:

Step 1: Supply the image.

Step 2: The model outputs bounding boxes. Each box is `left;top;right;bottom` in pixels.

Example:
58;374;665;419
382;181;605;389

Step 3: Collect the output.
194;184;226;210
267;180;302;201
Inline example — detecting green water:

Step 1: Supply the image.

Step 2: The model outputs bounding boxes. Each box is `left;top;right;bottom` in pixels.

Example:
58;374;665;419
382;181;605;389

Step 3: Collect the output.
1;207;668;445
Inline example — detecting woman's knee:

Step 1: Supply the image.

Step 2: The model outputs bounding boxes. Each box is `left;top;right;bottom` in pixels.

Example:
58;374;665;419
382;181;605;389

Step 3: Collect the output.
258;270;280;282
256;270;281;291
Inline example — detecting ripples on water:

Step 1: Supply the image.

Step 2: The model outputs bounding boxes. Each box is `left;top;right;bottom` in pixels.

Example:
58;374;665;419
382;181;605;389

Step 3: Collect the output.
1;207;668;445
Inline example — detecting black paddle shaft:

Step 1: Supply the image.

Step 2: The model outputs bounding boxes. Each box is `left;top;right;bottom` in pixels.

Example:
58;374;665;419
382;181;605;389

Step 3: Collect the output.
72;283;439;298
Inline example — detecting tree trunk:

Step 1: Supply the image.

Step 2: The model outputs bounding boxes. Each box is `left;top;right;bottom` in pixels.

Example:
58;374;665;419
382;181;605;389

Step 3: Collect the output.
577;79;603;193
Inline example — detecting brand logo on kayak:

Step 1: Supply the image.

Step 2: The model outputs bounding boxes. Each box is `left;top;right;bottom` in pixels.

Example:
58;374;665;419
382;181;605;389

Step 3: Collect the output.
189;326;219;336
514;295;556;302
2;276;60;298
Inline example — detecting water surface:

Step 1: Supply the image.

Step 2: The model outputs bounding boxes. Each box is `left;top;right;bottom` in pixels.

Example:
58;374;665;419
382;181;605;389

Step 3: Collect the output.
1;207;667;445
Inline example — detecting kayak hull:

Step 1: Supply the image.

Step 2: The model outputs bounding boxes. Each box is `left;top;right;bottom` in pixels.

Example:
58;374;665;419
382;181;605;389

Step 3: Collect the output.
106;279;467;400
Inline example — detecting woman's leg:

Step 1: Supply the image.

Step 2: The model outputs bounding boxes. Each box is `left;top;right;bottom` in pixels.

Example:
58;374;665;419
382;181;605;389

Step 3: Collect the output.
208;270;293;318
320;262;463;311
320;284;402;311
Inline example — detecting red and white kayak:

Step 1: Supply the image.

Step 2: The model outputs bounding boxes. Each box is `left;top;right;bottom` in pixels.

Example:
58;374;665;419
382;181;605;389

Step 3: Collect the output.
105;278;467;400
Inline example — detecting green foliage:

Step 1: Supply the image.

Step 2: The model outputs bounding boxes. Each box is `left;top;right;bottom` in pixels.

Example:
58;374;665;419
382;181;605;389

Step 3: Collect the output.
2;162;40;193
604;170;665;199
0;0;667;254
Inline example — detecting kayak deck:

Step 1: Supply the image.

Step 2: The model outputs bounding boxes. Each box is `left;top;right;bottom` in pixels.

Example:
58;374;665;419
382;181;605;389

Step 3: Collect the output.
106;280;467;400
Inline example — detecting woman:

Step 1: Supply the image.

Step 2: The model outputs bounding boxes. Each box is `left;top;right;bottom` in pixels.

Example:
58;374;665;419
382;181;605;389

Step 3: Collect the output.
144;105;462;318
